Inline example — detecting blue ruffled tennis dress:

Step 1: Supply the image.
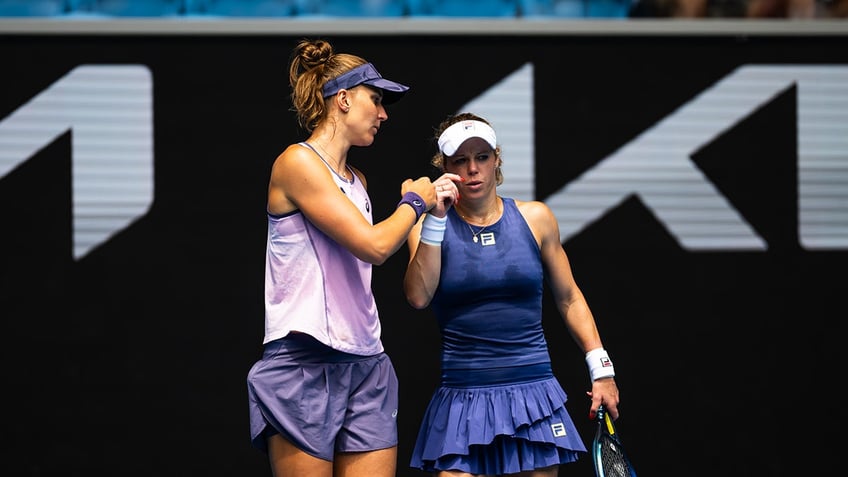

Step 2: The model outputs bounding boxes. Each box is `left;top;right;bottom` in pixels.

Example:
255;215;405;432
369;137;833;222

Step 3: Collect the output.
410;198;587;474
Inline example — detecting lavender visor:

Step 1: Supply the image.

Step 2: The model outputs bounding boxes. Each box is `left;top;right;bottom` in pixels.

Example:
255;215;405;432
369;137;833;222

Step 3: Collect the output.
322;63;410;104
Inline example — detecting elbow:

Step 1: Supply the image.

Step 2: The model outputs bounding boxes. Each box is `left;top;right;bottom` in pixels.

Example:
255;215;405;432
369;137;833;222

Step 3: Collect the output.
404;288;430;309
355;245;393;266
367;248;392;266
361;238;400;266
406;297;429;310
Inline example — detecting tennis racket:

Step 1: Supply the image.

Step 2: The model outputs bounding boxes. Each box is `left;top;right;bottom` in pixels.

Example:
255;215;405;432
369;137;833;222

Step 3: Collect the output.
592;405;637;477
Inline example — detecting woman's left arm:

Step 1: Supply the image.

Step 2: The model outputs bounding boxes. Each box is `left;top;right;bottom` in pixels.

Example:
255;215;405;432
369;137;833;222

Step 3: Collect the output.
520;200;621;419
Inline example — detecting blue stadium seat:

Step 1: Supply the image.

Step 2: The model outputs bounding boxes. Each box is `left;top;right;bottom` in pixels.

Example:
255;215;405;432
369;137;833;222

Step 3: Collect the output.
85;0;185;17
294;0;406;17
585;0;631;17
519;0;579;17
329;0;406;17
190;0;296;17
408;0;518;17
519;0;631;17
0;0;68;16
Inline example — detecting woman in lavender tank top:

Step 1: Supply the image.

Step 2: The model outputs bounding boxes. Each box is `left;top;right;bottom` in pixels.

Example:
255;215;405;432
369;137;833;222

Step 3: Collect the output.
246;38;460;477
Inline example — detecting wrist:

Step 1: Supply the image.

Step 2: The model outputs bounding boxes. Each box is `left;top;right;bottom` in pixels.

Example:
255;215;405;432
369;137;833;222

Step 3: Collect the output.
585;348;615;381
397;192;427;222
420;213;447;246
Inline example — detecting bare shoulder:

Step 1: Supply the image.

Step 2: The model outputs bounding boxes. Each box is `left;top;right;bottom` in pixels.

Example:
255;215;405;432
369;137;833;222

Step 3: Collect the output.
515;199;559;245
268;143;336;215
274;143;313;169
515;199;555;224
271;143;330;185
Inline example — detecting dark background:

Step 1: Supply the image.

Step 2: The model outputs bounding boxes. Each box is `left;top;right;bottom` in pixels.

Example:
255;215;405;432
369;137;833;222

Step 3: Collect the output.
1;24;846;476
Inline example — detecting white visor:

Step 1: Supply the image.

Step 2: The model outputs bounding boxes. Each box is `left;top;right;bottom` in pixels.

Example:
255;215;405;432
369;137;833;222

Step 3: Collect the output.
437;120;497;156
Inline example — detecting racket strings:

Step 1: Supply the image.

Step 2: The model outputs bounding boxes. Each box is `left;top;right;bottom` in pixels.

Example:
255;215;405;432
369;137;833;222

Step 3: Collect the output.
599;435;631;477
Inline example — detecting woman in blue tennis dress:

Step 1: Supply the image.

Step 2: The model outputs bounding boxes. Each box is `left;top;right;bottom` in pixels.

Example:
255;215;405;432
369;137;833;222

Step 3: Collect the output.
403;113;623;476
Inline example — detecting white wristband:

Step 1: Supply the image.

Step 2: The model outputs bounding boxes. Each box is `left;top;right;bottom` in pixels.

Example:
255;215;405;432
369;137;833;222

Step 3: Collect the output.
585;348;615;381
420;213;447;246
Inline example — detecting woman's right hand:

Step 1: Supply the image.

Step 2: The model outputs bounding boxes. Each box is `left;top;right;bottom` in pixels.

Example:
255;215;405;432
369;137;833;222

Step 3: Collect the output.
401;176;437;212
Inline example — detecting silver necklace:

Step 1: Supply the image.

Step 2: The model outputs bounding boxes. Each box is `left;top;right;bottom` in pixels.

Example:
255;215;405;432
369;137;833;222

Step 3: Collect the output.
458;207;498;244
467;223;488;243
311;141;348;180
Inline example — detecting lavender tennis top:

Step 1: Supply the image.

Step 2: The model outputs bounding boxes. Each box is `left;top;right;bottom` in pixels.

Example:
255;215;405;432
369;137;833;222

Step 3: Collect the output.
261;143;382;355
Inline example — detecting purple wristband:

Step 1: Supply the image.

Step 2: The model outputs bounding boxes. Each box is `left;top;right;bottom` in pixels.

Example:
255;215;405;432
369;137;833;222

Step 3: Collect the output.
397;191;427;221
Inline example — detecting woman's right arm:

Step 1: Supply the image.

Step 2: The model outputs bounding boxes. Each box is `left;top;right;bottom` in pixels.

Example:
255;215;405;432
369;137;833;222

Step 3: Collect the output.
402;173;461;308
270;144;437;265
403;215;443;309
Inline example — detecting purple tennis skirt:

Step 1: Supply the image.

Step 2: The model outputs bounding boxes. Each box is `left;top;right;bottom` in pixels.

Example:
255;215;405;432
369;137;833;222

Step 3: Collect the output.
247;334;399;460
409;376;587;474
